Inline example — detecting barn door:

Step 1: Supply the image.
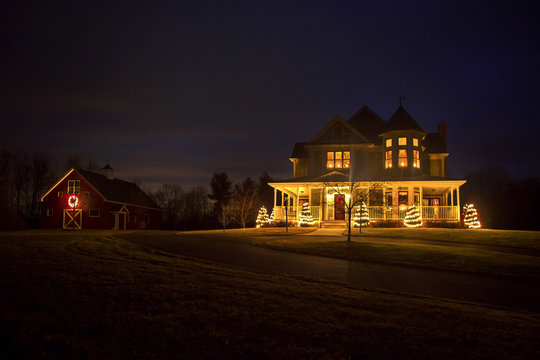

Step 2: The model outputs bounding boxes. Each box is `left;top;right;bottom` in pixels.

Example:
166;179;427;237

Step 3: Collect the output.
63;209;82;230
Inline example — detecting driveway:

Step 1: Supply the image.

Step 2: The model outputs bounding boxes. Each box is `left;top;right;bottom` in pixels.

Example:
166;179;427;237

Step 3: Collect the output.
118;231;540;312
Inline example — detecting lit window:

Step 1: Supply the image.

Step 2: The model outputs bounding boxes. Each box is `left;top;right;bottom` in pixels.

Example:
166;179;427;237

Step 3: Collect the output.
326;151;350;169
68;180;80;194
385;150;392;169
90;210;100;217
343;151;350;168
386;138;392;147
385;192;393;206
399;149;408;167
413;150;420;168
413;138;419;147
398;137;407;146
47;209;53;216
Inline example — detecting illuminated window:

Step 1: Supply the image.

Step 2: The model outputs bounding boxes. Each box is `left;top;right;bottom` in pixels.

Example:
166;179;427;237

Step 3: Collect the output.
47;209;53;216
399;149;408;167
385;150;392;169
343;151;351;168
326;151;350;169
385;192;393;206
398;137;407;146
90;209;100;217
68;180;80;194
398;191;408;205
413;150;420;168
413;138;419;147
386;138;392;147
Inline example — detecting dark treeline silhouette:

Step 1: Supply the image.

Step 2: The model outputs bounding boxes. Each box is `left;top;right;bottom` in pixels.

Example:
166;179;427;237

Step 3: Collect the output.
461;168;540;230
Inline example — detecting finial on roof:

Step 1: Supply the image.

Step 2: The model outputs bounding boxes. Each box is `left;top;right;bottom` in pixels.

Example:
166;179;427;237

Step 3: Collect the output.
398;96;406;106
101;164;114;180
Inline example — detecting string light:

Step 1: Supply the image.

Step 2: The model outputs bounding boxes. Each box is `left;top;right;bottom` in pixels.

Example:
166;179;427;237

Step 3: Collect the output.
299;202;315;226
256;205;270;228
463;204;481;229
404;204;422;228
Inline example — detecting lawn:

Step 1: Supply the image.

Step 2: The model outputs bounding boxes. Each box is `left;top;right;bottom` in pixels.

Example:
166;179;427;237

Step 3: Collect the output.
1;230;539;359
252;228;540;280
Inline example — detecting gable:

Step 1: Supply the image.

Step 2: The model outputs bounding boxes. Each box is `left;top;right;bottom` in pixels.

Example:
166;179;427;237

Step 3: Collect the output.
310;116;370;144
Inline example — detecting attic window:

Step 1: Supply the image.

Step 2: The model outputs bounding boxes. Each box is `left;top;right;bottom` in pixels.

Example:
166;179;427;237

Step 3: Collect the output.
398;137;407;146
326;151;350;169
386;138;392;147
399;149;408;167
67;180;80;194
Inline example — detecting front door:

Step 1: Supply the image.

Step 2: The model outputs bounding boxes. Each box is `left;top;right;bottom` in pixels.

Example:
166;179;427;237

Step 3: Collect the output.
63;209;82;230
334;194;345;220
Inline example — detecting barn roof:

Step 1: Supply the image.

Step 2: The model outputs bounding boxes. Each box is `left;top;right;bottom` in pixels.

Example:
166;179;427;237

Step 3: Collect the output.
77;169;159;209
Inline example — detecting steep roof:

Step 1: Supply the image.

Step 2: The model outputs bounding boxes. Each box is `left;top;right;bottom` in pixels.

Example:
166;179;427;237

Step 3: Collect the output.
347;105;386;143
383;105;425;133
423;133;447;153
77;169;159;209
290;142;308;158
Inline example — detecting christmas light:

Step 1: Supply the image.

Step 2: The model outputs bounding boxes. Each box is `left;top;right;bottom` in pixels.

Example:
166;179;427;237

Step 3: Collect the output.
68;195;79;208
256;205;270;228
404;204;422;228
298;202;315;226
463;204;481;229
269;208;275;224
353;202;370;228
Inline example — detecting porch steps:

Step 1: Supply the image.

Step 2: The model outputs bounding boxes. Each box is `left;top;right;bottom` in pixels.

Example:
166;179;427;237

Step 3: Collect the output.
321;220;347;228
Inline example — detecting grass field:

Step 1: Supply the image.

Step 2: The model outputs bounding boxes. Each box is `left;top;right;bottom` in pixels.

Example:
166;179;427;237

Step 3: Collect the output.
1;230;539;359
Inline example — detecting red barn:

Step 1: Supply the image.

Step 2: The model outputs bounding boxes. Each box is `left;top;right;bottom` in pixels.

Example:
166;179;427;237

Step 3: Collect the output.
41;166;161;230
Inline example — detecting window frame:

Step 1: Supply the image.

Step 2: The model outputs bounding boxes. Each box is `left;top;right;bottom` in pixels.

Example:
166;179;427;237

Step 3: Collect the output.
385;150;392;169
89;209;101;217
413;150;420;168
385;138;392;147
67;180;80;194
398;149;408;167
413;137;419;147
398;137;407;146
326;151;351;169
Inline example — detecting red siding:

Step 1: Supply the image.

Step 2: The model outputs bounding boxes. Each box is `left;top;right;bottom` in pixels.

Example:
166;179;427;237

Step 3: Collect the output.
41;171;160;230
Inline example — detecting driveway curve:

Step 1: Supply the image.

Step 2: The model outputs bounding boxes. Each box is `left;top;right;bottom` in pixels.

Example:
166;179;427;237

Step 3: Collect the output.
117;232;540;312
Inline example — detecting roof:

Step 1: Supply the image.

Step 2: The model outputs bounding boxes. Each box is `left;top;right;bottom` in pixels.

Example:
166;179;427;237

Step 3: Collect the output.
423;133;447;153
309;115;370;144
77;169;159;209
290;142;308;158
347;105;386;143
383;105;425;133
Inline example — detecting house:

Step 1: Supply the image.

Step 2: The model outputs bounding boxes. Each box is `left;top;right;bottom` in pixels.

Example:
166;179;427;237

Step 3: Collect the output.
268;105;466;226
40;165;161;230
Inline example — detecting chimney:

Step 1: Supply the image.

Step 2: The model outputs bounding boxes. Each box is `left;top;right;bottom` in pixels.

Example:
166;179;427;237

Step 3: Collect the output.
101;164;114;180
438;122;447;147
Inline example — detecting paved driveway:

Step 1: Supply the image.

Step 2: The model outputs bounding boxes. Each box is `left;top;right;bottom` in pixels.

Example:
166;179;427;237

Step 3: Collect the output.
118;231;540;312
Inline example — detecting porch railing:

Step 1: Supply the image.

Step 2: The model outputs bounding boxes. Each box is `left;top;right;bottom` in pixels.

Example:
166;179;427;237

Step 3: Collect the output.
273;205;459;222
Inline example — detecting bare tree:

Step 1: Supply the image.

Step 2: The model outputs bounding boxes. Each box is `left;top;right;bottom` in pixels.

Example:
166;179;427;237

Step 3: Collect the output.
324;180;385;242
231;177;258;228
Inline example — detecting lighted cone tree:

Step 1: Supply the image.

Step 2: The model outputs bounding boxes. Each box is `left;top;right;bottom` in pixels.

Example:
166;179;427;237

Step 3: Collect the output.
256;205;270;228
269;207;275;224
299;202;315;227
353;202;370;229
463;204;481;229
404;204;423;228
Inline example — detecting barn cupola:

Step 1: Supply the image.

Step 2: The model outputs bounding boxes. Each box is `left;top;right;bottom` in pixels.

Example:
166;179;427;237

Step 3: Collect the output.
101;164;114;180
379;105;426;177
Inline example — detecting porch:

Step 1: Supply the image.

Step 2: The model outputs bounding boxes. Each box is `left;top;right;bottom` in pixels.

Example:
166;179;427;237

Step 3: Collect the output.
273;205;460;223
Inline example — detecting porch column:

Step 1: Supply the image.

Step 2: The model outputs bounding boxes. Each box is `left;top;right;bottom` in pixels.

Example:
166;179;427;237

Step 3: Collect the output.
408;185;414;206
273;188;277;208
450;187;454;207
457;186;461;221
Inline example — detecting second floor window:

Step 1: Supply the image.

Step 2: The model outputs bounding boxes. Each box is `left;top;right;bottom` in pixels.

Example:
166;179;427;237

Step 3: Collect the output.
399;149;408;167
68;180;80;194
413;150;420;168
385;151;392;169
385;138;392;147
327;151;350;169
398;137;407;146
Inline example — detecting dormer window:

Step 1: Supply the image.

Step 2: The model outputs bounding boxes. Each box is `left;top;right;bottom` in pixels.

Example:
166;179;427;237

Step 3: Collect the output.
385;151;392;169
327;151;350;169
398;137;407;146
385;138;392;147
399;149;408;167
413;138;419;147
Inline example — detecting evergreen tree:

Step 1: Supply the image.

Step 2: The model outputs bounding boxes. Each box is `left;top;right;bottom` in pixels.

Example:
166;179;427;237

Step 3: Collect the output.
269;207;275;224
353;202;370;228
256;205;270;227
463;203;481;228
404;204;422;228
298;202;315;226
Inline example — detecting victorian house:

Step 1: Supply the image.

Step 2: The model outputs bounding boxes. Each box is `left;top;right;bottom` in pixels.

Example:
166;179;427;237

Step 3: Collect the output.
269;105;466;226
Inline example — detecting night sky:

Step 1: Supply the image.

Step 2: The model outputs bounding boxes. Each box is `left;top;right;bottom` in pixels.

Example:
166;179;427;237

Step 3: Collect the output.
2;1;539;189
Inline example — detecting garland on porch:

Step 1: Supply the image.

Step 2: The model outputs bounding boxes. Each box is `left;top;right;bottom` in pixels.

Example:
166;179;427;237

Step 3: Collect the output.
299;202;315;226
256;205;270;228
404;204;423;228
463;204;481;229
353;202;370;228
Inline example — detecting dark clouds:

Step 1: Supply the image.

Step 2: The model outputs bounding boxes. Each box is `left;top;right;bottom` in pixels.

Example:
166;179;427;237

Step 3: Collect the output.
2;1;539;188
